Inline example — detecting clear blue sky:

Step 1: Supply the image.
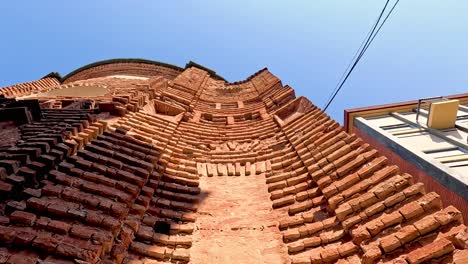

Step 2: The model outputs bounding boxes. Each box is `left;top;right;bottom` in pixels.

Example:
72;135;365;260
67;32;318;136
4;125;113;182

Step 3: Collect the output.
1;1;467;122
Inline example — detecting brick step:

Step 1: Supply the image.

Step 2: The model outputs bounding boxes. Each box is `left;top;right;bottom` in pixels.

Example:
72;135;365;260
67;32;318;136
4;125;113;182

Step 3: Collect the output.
127;114;175;132
134;112;178;127
286;195;327;216
16;142;51;153
160;174;199;187
178;129;278;141
0;180;13;200
334;174;416;223
141;216;195;235
158;181;200;196
88;139;159;164
289;241;359;264
164;167;198;181
135;224;192;248
151;196;197;212
268;172;309;193
320;156;388;199
340;183;425;231
360;206;464;263
327;166;400;210
77;148;154;173
96;135;161;158
0;159;21;174
102;131;160;154
24;196;121;235
116;119;172;144
42;108;97;114
287;229;348;256
21;128;67;135
57;162;139;194
7;211;114;249
18;137;58;147
282;216;340;243
154;188;199;204
349;192;447;245
165;162;197;175
314;150;377;191
16;166;42;187
178;122;277;133
22;123;82;135
270;184;318;202
43;178;130;218
66;155;147;187
0;224;107;263
279;207;331;231
128;242;190;263
146;206;196;223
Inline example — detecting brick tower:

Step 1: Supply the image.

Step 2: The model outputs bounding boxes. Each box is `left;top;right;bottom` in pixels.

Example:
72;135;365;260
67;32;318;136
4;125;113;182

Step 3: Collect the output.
0;59;467;263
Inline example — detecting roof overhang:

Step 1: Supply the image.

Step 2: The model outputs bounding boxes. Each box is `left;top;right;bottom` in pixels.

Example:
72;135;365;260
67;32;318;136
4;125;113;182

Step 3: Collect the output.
344;92;468;133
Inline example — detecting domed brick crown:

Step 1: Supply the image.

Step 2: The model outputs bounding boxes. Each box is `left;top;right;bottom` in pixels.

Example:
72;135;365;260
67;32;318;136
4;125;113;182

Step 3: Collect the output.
0;60;467;263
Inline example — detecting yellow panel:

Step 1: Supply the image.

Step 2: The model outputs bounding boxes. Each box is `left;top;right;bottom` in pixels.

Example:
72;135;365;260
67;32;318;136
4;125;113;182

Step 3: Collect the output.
427;100;460;129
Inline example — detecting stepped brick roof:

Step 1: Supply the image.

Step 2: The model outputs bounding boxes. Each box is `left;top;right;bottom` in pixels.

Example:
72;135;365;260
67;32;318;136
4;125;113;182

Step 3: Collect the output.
0;60;467;264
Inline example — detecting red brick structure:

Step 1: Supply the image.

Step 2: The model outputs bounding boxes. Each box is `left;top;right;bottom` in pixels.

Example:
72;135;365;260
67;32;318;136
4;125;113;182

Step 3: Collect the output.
354;127;468;224
0;59;467;263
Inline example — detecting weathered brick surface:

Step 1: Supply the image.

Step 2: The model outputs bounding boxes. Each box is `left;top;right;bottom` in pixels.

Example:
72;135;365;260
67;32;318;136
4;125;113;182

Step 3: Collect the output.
0;61;466;264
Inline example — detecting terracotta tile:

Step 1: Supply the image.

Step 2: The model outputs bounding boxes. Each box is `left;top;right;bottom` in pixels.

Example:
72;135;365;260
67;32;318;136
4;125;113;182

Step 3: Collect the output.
395;225;420;245
406;238;454;264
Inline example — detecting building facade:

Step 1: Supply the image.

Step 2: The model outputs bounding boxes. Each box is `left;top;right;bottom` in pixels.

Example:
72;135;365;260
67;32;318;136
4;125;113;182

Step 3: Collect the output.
345;94;468;222
0;59;467;263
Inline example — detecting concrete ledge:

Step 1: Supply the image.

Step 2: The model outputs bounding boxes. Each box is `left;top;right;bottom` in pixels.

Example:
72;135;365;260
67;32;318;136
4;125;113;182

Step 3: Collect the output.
355;117;468;201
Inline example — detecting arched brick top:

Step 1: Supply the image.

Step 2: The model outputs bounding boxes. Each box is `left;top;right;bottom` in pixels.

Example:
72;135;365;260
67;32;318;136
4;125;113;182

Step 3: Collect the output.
62;59;185;83
62;59;229;84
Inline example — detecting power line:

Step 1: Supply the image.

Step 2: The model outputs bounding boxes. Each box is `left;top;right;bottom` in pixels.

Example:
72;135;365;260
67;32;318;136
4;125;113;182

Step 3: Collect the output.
324;0;391;111
361;0;400;57
325;0;390;105
323;0;400;112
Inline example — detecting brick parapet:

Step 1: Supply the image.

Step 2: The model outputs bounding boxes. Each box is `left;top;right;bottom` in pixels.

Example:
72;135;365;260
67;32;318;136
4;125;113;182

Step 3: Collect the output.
63;62;182;84
0;77;60;98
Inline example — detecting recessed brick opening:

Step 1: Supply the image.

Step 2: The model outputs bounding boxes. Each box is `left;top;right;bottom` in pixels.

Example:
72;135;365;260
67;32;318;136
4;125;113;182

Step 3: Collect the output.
154;221;171;235
275;97;313;121
202;113;213;121
154;100;185;116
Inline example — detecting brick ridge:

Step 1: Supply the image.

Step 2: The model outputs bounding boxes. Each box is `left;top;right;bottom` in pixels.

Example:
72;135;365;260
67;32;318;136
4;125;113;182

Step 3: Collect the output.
270;105;467;264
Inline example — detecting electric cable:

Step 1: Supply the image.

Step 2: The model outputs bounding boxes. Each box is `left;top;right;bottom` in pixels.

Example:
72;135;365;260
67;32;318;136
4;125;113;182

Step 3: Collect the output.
323;0;400;112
